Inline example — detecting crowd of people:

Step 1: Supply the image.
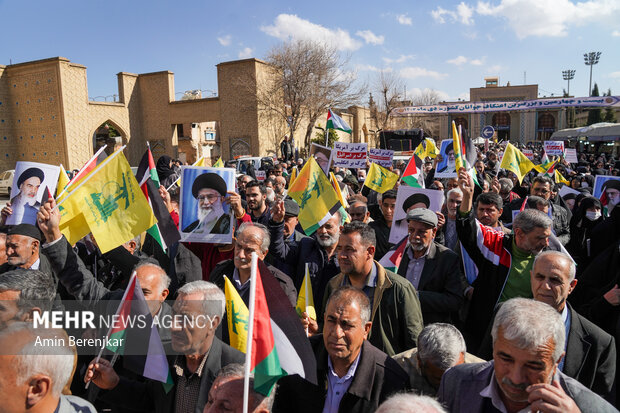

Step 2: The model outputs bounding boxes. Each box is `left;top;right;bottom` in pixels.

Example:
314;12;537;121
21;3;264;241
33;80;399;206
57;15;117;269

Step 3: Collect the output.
0;138;619;413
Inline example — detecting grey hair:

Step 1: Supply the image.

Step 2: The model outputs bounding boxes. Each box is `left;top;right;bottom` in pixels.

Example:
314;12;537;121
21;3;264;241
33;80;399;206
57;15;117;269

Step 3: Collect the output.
492;298;565;363
513;208;552;234
325;285;371;324
0;322;74;397
0;269;55;314
134;260;171;293
446;187;463;199
236;222;270;253
215;363;276;409
417;323;467;371
533;251;576;282
376;393;447;413
124;234;141;251
498;178;513;192
177;281;225;319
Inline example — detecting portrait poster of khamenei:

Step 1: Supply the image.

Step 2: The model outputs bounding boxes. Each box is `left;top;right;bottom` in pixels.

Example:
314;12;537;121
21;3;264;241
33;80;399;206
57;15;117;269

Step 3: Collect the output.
179;166;235;243
6;162;60;226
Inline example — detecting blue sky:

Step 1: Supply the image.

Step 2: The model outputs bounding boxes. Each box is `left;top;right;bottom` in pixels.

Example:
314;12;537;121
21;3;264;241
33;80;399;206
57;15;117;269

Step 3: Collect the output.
2;0;619;103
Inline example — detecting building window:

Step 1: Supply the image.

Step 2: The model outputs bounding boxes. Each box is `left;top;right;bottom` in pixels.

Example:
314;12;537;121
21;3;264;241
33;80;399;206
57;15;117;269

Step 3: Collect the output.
205;132;215;141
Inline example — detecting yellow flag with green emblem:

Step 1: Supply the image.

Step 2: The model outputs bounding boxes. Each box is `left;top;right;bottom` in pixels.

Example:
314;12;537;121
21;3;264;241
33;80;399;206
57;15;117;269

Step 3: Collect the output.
555;169;569;185
56;164;70;197
289;166;298;187
296;264;316;321
224;276;249;353
364;162;399;194
414;138;438;159
213;157;224;168
500;143;537;184
57;148;156;253
288;157;342;235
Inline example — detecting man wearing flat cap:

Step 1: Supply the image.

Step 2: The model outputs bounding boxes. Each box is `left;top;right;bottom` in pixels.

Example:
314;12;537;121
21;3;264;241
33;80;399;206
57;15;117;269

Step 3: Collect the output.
396;208;465;324
182;172;231;234
6;167;44;226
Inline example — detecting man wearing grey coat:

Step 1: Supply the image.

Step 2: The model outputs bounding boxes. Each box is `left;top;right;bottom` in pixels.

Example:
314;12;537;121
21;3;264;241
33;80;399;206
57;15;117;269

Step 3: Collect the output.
438;298;616;413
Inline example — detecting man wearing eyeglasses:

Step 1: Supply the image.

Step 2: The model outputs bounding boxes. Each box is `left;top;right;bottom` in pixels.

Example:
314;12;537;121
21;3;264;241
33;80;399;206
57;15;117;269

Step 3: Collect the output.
183;172;231;234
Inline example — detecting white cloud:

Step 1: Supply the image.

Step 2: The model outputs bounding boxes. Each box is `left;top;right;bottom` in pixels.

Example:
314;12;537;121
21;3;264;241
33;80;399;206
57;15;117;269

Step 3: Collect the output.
400;66;447;80
486;64;503;73
397;14;413;25
476;0;620;39
431;2;474;25
447;56;468;66
382;54;415;64
446;56;485;66
261;14;362;51
356;30;385;45
609;71;620;79
612;30;620;36
356;64;392;73
217;35;231;46
238;47;253;59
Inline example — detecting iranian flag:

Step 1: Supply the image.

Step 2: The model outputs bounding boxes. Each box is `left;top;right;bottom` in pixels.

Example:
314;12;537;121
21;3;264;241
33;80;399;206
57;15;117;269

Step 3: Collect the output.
401;154;425;188
106;272;173;389
136;148;181;251
326;109;352;134
378;236;408;273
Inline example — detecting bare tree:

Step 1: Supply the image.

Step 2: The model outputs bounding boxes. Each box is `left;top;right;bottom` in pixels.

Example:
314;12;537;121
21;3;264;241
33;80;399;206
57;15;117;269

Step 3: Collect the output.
371;70;405;144
411;88;443;106
258;40;364;148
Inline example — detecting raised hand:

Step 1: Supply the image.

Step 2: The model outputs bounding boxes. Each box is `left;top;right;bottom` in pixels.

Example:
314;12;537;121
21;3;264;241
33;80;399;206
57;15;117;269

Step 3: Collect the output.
84;357;120;390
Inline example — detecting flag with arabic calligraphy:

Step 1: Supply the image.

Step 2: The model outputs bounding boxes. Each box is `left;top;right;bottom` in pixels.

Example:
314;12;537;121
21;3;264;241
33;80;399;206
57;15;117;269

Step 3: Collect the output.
500;143;536;184
288;158;342;235
414;138;438;160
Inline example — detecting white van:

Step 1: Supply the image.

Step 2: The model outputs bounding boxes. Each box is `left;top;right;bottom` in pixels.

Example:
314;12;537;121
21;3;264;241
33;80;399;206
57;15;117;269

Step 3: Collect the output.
0;170;15;196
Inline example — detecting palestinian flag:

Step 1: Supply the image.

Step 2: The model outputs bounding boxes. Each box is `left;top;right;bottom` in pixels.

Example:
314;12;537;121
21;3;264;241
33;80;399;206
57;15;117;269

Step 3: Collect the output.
107;272;173;390
250;261;317;394
326;109;352;134
57;146;108;200
401;154;425;188
453;122;481;188
378;236;408;273
136;149;181;251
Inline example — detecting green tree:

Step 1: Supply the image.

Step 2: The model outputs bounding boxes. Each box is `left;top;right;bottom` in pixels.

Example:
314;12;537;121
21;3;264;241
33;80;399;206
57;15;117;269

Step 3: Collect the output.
587;83;603;125
311;123;340;147
603;89;617;123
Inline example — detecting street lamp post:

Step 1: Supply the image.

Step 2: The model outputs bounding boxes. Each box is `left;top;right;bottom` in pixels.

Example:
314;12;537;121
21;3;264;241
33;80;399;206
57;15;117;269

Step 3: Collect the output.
583;52;601;96
562;69;575;96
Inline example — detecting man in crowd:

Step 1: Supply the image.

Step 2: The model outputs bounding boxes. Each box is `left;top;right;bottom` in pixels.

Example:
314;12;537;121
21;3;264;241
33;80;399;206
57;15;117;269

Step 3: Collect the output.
273;175;287;198
0;226;7;266
397;208;463;325
266;198;307;275
505;176;571;245
182;173;231;234
369;189;397;260
273;286;408;412
438;298;616;412
0;323;97;412
393;323;482;396
439;188;463;251
280;135;292;161
0;269;55;330
245;181;271;225
322;222;424;356
204;364;274;413
237;174;254;201
348;200;371;223
494;177;520;224
86;281;244;413
475;192;510;233
456;168;555;352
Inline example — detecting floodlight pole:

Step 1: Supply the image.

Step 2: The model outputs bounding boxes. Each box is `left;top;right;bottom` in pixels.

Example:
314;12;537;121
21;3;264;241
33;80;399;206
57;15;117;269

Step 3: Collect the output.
583;52;601;96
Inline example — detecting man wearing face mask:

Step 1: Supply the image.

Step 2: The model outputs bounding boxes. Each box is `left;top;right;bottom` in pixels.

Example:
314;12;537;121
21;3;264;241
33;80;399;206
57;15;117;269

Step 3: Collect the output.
566;197;604;273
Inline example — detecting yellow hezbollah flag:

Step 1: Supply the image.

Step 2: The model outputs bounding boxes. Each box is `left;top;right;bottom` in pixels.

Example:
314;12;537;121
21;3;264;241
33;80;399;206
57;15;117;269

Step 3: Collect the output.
57;149;156;253
555;169;569;185
364;162;399;194
296;264;316;321
224;276;249;353
330;172;350;223
56;164;70;198
213;157;224;168
452;121;465;172
289;157;342;235
500;143;536;184
414;138;438;159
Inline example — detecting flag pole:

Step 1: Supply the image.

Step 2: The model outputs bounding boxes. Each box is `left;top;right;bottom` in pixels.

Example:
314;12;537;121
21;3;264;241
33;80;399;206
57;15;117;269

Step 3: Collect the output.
304;263;309;336
243;252;258;413
56;145;108;200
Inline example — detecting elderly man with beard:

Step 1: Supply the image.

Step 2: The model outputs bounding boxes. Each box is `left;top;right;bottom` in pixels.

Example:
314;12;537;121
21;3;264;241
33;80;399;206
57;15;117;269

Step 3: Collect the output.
183;173;230;234
438;298;616;413
2;167;44;226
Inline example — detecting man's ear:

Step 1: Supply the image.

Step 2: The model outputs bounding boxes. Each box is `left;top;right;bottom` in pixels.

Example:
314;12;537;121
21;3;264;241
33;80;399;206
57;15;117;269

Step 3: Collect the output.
161;289;169;301
22;307;42;322
363;321;372;339
568;279;578;295
26;375;52;407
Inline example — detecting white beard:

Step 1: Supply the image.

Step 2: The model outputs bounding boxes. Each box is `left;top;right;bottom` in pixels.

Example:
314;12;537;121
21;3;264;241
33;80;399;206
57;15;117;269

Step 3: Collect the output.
194;202;225;234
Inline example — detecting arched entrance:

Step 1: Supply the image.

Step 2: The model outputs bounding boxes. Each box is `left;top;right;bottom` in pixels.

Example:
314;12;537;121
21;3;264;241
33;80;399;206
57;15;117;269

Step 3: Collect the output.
537;113;555;141
453;117;468;139
92;120;127;156
492;112;511;141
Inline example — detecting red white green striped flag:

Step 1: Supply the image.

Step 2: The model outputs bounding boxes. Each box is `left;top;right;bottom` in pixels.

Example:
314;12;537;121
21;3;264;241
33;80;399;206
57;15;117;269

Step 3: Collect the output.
326;109;352;134
401;154;425;188
378;236;408;273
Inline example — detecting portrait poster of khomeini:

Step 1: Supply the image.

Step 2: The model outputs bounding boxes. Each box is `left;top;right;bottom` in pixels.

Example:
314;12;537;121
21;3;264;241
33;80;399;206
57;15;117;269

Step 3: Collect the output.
179;166;235;243
6;162;60;226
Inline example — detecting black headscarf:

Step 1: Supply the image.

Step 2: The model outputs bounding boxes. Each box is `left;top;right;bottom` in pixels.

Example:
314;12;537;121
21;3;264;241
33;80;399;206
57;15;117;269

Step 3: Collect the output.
156;155;174;181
